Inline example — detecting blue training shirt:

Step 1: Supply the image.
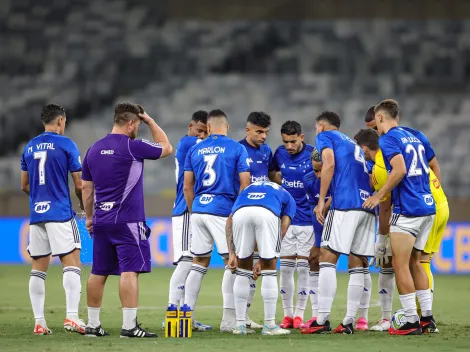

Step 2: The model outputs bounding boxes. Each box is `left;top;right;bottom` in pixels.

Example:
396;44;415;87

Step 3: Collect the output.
184;134;250;217
316;130;373;213
173;135;200;216
271;143;315;226
379;127;435;217
21;132;82;224
232;181;296;220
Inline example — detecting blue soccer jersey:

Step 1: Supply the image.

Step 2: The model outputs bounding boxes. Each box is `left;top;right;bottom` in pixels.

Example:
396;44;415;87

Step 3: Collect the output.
173;135;200;216
271;144;314;226
316;130;373;213
184;134;250;217
232;181;296;220
21;132;82;224
379;127;436;217
400;126;436;162
239;139;274;183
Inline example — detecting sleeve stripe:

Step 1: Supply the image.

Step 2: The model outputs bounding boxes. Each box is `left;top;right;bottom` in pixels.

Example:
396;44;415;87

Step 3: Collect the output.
142;139;163;148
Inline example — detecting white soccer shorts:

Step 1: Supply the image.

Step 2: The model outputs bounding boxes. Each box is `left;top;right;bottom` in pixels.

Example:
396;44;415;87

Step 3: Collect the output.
172;212;193;263
28;218;81;258
232;206;281;260
321;210;375;257
389;214;435;251
190;213;228;257
280;224;314;257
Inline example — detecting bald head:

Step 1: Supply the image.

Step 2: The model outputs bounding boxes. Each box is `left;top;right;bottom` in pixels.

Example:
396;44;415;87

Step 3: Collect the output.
207;109;229;136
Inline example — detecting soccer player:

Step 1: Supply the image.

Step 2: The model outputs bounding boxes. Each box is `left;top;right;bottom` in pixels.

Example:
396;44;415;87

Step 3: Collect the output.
227;181;295;336
363;99;437;335
81;103;173;338
271;121;315;329
168;110;211;332
301;149;331;328
238;111;275;329
183;109;250;333
302;111;375;335
21;104;85;335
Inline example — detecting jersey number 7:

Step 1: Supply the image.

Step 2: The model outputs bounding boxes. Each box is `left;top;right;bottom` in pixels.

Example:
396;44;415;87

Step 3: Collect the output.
34;151;47;185
203;154;218;187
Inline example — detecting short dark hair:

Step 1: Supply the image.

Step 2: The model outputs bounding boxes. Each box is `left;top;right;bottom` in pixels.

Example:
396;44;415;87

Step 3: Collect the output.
41;104;66;124
354;128;380;151
281;121;302;135
114;103;141;126
311;148;321;162
374;99;399;119
315;111;341;128
208;109;227;119
247;112;271;128
192;110;208;124
365;106;375;123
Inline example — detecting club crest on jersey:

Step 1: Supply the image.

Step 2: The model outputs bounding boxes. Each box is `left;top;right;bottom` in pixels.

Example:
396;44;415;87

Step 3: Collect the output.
423;194;434;206
359;189;370;201
34;201;51;213
247;192;266;200
99;202;115;211
199;194;214;204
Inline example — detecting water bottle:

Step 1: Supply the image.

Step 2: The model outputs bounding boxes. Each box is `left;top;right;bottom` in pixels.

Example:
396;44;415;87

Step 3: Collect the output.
179;304;192;338
164;304;179;338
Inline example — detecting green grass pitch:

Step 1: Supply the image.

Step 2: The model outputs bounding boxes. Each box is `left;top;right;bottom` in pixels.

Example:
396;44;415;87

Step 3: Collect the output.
0;266;469;351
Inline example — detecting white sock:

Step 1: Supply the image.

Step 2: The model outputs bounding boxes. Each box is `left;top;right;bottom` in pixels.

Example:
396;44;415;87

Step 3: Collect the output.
317;263;337;325
294;259;309;319
399;292;419;323
358;268;371;320
309;271;319;317
246;253;258;318
280;259;296;318
416;289;433;317
222;266;236;323
63;266;82;319
261;270;278;329
122;307;137;330
87;307;101;328
379;268;395;320
169;258;192;305
184;264;208;312
343;267;365;326
30;270;46;326
234;269;251;325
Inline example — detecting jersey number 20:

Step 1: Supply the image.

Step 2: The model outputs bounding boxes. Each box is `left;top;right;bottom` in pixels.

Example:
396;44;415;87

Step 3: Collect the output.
406;144;430;177
203;154;218;187
34;151;47;185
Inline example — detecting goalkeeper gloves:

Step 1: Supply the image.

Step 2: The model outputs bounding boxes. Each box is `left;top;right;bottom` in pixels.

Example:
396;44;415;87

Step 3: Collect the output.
369;234;390;268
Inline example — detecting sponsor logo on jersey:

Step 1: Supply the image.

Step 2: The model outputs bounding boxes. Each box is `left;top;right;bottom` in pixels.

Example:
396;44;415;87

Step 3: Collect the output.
34;201;51;213
282;178;304;188
142;139;162;148
101;150;114;155
251;175;268;183
99;202;115;211
247;158;253;166
199;194;214;204
281;163;286;169
432;178;441;189
247;192;266;200
423;194;434;206
359;189;370;201
289;166;297;170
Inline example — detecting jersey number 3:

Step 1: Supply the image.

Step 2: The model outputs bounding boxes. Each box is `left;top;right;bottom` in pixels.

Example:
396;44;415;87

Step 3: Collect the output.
34;151;47;185
203;154;218;187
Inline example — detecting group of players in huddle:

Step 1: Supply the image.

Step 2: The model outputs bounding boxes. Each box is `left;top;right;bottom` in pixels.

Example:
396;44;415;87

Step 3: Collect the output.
21;99;447;338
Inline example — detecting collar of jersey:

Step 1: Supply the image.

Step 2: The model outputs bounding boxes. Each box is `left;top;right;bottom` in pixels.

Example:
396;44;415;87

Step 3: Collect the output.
43;131;58;135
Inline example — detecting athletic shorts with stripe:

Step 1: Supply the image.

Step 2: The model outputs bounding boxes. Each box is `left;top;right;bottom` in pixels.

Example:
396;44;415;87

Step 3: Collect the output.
390;213;435;252
190;213;229;257
321;210;375;257
280;224;314;257
233;206;281;260
28;218;81;258
172;212;193;264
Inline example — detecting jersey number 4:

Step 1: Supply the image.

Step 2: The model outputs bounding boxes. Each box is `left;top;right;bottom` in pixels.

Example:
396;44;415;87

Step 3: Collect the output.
406;144;430;177
203;154;218;187
34;151;47;185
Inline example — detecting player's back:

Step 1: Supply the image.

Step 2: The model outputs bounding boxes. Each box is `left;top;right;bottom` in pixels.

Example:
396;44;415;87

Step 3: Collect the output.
379;127;435;217
173;135;199;216
316;130;372;212
21;132;81;224
185;134;249;216
232;181;296;219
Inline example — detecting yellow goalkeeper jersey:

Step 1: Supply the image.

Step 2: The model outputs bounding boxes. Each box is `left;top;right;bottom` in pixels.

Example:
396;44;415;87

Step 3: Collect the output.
372;149;447;206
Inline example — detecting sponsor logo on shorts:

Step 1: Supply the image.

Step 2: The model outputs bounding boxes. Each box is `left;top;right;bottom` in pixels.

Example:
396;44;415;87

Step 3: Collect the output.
247;192;266;200
359;189;370;201
199;194;214;204
424;194;434;206
99;202;115;211
100;150;114;155
34;201;51;213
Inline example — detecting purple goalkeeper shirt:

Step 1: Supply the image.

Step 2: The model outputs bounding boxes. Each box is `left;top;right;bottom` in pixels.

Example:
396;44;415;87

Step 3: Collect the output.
82;134;162;224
